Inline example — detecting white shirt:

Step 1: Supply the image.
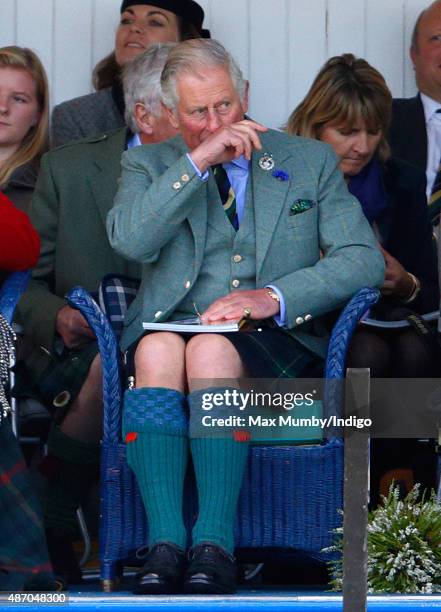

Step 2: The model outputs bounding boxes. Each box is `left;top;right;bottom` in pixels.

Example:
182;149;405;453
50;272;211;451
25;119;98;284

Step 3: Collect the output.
421;93;441;200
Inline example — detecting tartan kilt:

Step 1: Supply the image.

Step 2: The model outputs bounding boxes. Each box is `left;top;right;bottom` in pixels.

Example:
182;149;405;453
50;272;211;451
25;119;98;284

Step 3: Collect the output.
0;417;54;591
220;327;323;378
126;327;323;380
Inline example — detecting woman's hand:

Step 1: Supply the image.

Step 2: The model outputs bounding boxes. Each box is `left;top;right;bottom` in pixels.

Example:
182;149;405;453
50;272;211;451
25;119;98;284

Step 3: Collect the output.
380;246;416;299
201;289;280;324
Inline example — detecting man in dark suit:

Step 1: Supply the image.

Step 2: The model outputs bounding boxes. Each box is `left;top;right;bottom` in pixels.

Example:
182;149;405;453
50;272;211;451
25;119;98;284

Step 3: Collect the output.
389;0;441;202
16;43;177;588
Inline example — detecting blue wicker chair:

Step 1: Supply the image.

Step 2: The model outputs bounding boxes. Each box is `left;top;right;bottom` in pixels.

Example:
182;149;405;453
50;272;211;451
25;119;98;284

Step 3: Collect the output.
0;270;31;325
67;284;380;591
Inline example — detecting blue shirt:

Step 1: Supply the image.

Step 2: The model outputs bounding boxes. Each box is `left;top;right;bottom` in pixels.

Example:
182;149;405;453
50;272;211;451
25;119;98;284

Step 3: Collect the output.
187;153;286;326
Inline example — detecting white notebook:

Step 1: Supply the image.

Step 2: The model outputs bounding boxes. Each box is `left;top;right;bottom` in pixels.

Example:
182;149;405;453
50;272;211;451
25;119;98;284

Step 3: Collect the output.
142;316;247;333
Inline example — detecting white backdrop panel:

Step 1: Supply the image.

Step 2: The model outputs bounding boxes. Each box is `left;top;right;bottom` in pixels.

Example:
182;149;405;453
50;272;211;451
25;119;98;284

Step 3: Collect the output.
16;0;54;90
249;0;288;128
287;0;327;119
52;0;93;105
366;0;405;96
328;0;366;58
0;1;16;46
92;0;120;70
210;0;249;80
0;0;431;125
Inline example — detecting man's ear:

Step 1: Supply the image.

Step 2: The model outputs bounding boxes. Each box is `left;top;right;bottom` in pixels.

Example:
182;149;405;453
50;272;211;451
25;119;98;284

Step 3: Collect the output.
242;81;250;114
134;103;154;136
163;102;179;130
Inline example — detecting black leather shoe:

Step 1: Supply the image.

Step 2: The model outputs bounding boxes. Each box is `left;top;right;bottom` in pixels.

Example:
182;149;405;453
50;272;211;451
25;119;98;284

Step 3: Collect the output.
133;543;186;595
184;544;237;594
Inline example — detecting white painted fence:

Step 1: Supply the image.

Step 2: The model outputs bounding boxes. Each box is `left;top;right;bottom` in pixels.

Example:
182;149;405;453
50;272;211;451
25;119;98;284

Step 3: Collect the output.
0;0;429;129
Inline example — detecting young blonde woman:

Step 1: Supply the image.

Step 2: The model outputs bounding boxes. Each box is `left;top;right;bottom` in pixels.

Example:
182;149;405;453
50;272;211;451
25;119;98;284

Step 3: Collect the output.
0;46;49;213
287;53;439;502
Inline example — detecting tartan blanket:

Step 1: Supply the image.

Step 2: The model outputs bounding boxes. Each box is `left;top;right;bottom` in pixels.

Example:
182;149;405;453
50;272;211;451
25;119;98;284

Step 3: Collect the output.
0;418;54;591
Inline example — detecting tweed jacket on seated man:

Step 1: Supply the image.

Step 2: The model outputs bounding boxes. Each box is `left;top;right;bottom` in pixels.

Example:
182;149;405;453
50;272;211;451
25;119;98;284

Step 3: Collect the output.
107;39;385;596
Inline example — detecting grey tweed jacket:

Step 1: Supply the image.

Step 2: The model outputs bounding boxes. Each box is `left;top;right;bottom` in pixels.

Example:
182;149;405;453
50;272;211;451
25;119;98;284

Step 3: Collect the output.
51;88;125;148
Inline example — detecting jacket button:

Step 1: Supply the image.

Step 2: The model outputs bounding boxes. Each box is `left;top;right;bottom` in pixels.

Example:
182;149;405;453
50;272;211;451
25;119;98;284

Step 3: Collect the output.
232;279;240;288
154;310;162;319
173;181;181;190
305;314;312;322
295;316;304;325
184;280;191;289
181;174;190;182
233;254;242;263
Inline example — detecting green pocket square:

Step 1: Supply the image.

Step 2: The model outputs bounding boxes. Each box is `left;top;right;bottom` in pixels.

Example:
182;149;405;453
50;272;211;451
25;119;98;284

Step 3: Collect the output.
289;199;316;216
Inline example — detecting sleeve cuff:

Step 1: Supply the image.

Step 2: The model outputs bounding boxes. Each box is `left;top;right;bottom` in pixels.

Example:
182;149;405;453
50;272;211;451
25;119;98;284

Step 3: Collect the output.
266;285;287;327
186;153;209;182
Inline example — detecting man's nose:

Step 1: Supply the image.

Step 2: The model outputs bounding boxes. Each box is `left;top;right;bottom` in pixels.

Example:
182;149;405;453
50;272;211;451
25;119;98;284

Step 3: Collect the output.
206;110;221;133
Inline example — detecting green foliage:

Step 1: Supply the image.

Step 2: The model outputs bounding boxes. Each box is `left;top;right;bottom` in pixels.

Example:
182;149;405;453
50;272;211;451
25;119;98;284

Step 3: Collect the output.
326;485;441;594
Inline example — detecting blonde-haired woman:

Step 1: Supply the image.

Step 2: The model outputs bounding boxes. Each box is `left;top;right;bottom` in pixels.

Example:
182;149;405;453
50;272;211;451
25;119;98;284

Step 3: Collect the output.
287;53;439;501
0;46;49;213
287;53;438;330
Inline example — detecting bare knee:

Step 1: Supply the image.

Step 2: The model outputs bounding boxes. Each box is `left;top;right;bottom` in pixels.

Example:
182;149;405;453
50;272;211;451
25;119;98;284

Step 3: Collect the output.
186;334;244;384
134;332;186;389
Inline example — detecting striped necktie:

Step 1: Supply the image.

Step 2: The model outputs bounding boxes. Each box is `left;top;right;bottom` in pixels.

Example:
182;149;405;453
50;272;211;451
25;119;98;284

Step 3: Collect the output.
428;109;441;226
213;164;239;230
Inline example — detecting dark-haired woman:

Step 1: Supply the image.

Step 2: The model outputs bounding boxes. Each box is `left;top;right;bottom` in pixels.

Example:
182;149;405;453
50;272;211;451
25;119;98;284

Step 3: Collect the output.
51;0;208;147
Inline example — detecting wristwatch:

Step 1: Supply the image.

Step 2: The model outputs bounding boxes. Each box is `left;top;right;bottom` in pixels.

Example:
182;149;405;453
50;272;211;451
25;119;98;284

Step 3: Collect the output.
265;288;280;303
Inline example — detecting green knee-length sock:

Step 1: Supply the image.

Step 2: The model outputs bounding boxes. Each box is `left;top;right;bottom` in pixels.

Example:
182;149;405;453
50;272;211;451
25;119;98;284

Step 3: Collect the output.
123;387;188;550
188;388;249;554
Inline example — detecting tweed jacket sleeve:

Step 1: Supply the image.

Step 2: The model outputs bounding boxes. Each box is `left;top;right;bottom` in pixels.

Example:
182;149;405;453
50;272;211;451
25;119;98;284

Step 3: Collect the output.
16;153;67;349
51;89;125;148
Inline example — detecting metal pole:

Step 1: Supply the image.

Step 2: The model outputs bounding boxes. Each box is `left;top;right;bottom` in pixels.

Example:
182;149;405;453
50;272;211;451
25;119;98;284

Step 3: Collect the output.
342;367;370;612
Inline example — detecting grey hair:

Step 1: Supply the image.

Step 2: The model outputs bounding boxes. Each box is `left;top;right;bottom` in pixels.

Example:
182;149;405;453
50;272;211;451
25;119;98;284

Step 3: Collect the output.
122;42;176;133
161;39;247;111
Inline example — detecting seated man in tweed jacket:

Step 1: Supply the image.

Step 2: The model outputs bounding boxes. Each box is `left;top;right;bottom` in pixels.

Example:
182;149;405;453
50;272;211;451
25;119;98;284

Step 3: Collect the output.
107;39;385;595
16;43;177;588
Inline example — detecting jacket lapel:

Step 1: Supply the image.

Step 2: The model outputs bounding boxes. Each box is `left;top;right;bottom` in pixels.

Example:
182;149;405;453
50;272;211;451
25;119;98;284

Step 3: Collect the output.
252;133;291;276
88;129;127;227
414;94;428;170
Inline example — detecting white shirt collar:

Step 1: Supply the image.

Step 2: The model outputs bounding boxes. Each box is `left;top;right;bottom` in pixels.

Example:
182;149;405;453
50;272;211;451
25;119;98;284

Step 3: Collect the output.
420;92;441;123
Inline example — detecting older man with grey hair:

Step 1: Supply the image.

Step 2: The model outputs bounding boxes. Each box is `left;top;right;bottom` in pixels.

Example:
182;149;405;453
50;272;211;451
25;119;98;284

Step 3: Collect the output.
16;42;177;589
108;38;384;596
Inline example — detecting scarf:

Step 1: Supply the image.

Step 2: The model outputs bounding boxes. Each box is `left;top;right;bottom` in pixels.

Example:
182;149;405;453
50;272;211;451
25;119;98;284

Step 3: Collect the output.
347;157;388;224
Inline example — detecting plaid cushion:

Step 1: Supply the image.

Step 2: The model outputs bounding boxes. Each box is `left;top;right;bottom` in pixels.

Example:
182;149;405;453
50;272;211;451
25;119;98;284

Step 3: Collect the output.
98;274;140;339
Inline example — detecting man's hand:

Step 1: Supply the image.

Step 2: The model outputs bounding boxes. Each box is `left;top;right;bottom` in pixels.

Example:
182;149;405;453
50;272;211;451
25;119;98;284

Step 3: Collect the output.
189;120;268;173
380;246;415;298
56;305;96;349
201;289;280;324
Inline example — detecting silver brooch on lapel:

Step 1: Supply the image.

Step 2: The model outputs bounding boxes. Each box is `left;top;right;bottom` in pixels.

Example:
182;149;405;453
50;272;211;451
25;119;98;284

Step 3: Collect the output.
258;153;275;171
